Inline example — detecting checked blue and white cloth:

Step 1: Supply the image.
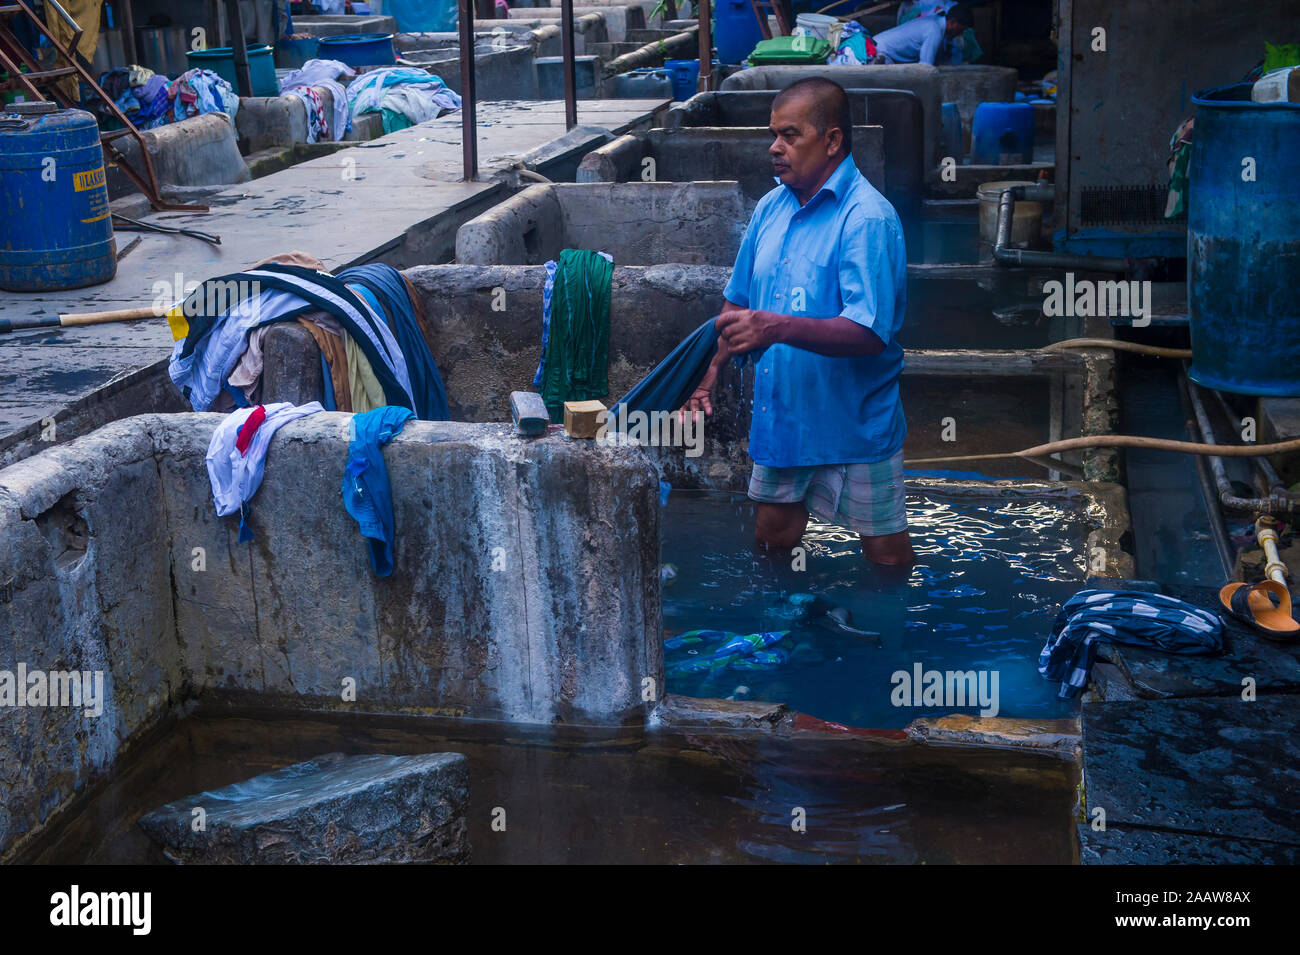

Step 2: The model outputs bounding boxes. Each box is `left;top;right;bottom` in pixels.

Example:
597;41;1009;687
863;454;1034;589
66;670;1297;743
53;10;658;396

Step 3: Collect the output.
1039;590;1224;699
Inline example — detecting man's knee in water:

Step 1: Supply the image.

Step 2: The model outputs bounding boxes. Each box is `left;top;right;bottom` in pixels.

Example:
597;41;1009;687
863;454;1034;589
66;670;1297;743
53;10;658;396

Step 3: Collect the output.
756;504;807;550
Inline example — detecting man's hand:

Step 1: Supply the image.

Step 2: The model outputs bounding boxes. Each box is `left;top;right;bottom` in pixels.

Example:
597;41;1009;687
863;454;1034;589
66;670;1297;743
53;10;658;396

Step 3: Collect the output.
716;308;787;354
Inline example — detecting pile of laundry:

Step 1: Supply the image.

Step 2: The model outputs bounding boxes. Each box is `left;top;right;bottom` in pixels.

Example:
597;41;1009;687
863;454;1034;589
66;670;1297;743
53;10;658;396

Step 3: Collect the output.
99;66;239;129
167;250;448;421
181;251;448;576
278;58;355;143
831;22;878;66
345;67;462;134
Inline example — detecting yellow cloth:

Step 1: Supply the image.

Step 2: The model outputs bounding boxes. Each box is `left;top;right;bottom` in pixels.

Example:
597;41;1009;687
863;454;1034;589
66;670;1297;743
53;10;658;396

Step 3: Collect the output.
345;333;386;413
44;0;102;101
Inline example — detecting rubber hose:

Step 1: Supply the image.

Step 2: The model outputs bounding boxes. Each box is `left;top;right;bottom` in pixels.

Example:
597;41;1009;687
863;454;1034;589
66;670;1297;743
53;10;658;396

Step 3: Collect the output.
904;434;1300;467
1040;338;1193;359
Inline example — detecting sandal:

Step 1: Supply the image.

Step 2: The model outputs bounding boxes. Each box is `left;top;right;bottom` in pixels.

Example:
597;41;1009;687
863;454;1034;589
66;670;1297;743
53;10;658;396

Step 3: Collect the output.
1218;580;1300;643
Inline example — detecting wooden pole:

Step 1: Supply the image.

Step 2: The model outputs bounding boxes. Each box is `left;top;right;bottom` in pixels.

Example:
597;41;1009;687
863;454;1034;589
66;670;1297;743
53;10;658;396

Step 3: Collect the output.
459;0;478;179
560;0;577;129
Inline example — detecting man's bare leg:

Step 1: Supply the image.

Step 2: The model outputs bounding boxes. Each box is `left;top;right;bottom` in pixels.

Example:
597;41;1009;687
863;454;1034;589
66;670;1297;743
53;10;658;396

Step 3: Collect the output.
861;530;915;568
755;501;809;550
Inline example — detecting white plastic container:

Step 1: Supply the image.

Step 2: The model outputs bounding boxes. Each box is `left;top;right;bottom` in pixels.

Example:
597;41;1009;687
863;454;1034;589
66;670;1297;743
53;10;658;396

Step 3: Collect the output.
976;180;1043;247
795;12;840;43
1252;66;1299;103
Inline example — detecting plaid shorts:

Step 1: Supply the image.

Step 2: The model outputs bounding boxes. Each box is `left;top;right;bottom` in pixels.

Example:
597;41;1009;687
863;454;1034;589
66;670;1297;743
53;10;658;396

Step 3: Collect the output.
748;450;908;537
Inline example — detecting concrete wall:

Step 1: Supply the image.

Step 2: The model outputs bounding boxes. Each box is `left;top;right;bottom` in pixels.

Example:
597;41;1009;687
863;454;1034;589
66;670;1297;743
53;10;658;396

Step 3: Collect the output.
501;13;608;50
511;5;646;42
936;65;1019;146
0;413;662;859
401;43;540;99
110;113;249;195
577;125;887;202
454;181;748;265
720;64;943;167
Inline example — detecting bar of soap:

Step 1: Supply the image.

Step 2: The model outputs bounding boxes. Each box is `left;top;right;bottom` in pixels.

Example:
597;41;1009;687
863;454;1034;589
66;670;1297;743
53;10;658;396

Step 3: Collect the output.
510;391;551;437
564;400;607;439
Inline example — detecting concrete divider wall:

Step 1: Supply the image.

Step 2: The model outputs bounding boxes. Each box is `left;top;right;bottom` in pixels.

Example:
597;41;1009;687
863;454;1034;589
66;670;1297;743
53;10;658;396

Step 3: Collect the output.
0;413;661;859
454;181;748;265
577;125;886;201
110;113;249;196
720;64;943;167
512;6;645;42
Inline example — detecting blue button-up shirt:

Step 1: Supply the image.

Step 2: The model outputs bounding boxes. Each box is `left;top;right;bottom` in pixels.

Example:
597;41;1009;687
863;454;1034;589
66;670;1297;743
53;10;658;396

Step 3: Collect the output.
723;155;908;469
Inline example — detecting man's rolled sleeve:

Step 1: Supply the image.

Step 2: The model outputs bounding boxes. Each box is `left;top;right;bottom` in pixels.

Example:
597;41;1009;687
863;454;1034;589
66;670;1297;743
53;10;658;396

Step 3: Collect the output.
837;216;900;347
723;219;758;307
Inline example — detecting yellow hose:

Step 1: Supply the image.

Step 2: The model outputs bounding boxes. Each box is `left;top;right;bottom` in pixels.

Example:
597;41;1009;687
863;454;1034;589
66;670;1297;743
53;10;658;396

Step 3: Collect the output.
905;434;1300;468
1040;338;1192;359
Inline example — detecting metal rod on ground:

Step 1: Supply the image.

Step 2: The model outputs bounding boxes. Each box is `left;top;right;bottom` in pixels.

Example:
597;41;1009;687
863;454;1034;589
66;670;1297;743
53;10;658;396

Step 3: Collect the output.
458;0;478;179
222;0;253;98
1177;371;1237;578
698;0;713;92
560;0;577;129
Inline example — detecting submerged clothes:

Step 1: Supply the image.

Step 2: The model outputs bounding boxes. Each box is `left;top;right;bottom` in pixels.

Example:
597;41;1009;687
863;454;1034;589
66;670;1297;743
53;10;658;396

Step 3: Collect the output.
343;406;416;577
537;249;613;421
206;401;324;540
339;264;449;421
1039;590;1224;699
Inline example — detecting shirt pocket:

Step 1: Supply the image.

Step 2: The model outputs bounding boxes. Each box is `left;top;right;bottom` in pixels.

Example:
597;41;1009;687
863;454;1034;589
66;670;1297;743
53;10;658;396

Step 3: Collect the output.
791;243;837;308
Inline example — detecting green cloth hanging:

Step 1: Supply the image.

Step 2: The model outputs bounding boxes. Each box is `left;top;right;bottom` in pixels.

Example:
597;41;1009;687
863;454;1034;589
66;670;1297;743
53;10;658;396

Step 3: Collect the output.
540;249;613;422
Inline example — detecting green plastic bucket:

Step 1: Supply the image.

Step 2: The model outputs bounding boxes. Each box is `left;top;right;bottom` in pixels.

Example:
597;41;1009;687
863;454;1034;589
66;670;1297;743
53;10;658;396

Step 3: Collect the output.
186;44;279;97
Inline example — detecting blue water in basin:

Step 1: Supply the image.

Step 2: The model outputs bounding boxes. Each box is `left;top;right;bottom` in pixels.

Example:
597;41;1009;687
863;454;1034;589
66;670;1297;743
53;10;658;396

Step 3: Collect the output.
661;489;1085;728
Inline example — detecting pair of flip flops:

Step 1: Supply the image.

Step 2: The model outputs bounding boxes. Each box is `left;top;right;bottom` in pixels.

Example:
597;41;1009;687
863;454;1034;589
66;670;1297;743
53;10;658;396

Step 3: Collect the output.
1219;580;1300;643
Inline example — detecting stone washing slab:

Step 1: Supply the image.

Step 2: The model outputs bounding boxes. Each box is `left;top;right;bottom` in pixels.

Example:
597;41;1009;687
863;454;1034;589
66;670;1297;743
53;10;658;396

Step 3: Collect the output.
1081;696;1300;849
137;752;469;864
1079;823;1300;864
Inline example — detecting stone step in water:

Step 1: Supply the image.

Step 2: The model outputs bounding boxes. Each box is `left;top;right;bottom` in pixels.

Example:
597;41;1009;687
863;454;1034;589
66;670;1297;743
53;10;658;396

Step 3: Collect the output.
137;752;470;864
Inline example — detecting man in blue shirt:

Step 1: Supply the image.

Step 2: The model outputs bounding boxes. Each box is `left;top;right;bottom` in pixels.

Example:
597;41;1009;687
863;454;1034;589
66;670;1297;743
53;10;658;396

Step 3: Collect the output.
682;77;914;567
872;1;973;64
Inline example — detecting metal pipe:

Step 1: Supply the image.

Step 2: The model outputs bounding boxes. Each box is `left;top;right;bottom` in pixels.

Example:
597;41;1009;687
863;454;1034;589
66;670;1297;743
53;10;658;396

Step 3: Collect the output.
1256;516;1289;585
698;0;713;93
1208;387;1289;494
992;185;1131;273
223;0;253;98
1184;368;1300;514
1176;372;1237;578
560;0;577;130
458;0;478;179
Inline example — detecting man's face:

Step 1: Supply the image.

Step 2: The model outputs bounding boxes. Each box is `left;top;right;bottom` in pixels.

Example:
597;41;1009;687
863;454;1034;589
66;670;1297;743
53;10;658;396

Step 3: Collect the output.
945;17;966;38
768;97;839;193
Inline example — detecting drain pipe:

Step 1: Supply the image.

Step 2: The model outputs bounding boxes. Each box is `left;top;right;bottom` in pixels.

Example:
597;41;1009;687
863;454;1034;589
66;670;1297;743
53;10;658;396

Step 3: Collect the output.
1184;368;1300;514
1207;387;1290;495
992;185;1133;273
1176;374;1237;577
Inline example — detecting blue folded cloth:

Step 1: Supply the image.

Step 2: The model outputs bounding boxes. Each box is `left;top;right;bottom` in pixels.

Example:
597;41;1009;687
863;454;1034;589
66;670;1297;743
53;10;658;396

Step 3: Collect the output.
1039;589;1224;699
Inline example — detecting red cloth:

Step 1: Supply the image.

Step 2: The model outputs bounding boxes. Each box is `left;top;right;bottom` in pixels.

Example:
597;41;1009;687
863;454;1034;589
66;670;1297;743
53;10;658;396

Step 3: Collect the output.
235;405;267;455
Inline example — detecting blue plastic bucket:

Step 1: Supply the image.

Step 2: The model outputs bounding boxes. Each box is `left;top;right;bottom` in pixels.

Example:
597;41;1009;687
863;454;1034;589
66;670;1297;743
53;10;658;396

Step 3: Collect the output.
1187;82;1300;396
186;44;279;96
316;32;397;68
970;101;1035;164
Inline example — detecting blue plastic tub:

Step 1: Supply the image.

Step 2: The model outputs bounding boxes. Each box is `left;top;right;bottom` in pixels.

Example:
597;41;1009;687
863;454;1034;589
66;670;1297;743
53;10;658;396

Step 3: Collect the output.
186;44;279;96
970;101;1035;164
1187;82;1300;396
316;33;397;68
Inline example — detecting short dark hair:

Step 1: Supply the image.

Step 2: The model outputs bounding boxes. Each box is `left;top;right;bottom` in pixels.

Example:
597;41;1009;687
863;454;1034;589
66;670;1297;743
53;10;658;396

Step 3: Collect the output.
946;2;974;29
772;77;852;156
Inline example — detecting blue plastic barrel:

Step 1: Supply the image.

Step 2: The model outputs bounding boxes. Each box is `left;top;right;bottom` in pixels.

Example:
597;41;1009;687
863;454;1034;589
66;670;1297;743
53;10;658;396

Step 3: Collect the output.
0;103;115;292
316;33;397;68
186;43;280;96
715;0;766;64
1187;82;1300;396
970;101;1035;164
